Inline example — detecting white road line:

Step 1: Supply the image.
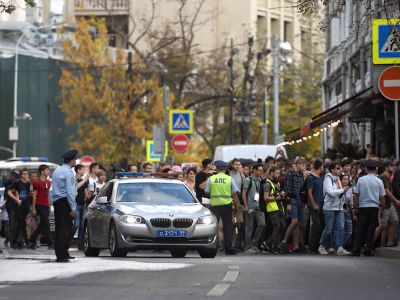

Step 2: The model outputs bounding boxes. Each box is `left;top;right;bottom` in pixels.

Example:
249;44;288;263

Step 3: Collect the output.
207;284;231;296
383;79;400;87
222;271;239;282
228;265;239;269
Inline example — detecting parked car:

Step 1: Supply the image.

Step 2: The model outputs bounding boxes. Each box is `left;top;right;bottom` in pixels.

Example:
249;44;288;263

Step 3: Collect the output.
83;175;218;258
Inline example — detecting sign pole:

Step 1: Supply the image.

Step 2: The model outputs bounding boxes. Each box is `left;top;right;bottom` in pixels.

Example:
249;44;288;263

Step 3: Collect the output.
396;101;399;161
162;86;170;163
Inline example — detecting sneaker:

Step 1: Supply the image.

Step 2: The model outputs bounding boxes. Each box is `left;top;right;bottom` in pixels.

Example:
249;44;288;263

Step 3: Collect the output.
280;242;288;254
261;242;272;253
337;247;351;256
327;247;335;254
245;247;258;254
27;241;36;249
271;246;280;254
318;245;329;255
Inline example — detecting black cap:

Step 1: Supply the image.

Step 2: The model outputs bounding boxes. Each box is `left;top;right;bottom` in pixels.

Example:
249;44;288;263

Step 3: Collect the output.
213;160;229;168
62;149;78;161
365;160;381;168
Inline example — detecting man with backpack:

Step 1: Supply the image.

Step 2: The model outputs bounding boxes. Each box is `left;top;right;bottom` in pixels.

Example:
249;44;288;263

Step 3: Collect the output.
281;157;308;253
305;159;325;254
242;164;265;254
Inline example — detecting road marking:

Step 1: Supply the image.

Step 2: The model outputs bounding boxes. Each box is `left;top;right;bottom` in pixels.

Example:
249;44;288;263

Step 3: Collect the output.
228;265;239;269
384;79;400;87
222;271;239;282
207;284;231;296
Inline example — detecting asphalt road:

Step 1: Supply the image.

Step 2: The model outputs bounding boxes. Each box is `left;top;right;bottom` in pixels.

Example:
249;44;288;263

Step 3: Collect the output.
1;247;399;300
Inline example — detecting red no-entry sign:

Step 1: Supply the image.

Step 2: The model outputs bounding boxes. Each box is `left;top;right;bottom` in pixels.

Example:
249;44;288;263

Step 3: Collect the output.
171;134;190;153
379;66;400;101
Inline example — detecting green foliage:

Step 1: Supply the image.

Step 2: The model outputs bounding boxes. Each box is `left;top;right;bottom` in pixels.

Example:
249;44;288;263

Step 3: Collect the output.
279;58;323;158
59;19;164;166
0;0;36;14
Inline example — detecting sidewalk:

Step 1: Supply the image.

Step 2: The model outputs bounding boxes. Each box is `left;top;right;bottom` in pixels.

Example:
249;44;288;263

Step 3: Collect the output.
0;237;83;261
375;246;400;259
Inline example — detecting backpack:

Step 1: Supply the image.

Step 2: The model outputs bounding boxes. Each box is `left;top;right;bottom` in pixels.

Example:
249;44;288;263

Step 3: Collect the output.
299;175;315;205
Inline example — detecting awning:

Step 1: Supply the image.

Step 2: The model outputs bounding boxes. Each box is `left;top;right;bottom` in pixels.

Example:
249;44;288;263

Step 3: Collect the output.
285;87;376;140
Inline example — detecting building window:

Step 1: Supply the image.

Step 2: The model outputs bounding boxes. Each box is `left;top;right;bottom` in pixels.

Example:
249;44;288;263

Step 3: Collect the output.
284;21;293;45
335;81;342;96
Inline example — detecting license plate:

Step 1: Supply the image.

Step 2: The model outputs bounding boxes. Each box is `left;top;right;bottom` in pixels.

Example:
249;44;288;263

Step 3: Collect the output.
156;230;187;238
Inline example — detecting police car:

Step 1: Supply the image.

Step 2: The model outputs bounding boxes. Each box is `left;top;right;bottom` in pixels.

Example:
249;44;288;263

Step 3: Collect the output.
83;172;218;258
0;157;59;177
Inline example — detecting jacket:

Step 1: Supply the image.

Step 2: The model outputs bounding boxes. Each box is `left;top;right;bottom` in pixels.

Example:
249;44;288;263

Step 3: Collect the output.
323;173;344;211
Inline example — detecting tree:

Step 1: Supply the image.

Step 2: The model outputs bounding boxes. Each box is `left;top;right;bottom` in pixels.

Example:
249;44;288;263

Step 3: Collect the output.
1;0;35;13
278;58;324;158
59;18;165;166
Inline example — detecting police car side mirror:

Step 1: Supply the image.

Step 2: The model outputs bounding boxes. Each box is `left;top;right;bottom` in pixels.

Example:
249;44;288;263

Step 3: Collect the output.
201;197;211;207
96;196;108;205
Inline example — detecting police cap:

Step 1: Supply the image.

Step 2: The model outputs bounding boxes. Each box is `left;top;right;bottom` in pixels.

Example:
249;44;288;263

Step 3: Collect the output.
365;160;381;168
213;160;229;168
62;149;78;161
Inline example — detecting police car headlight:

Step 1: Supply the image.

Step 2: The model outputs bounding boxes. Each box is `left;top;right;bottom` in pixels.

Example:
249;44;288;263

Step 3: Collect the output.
197;215;215;225
119;215;145;224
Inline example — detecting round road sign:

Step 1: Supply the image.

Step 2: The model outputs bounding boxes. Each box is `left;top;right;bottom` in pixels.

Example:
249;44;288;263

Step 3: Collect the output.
378;66;400;101
171;134;190;153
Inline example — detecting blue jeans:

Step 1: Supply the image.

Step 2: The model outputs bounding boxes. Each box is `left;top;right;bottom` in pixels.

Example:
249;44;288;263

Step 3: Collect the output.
72;204;85;247
320;210;345;248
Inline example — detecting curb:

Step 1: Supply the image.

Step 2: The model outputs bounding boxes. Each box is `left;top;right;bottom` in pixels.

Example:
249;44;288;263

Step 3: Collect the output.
375;246;400;259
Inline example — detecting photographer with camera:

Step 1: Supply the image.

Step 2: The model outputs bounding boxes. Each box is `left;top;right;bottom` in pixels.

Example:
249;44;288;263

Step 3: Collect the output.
262;165;286;254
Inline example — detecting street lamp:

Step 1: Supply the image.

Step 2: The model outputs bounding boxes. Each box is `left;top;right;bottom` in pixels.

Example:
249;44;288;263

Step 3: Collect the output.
272;36;292;145
11;23;61;158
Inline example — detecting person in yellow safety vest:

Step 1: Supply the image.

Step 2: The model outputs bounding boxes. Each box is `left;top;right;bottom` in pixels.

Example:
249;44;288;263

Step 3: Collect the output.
262;165;286;254
205;160;239;255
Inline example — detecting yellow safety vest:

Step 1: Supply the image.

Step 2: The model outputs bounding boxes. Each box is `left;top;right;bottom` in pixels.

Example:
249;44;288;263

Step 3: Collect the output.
209;173;233;206
265;179;283;213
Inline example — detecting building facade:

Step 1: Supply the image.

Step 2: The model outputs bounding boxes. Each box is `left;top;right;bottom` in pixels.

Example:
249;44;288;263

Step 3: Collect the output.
64;0;321;58
321;0;400;158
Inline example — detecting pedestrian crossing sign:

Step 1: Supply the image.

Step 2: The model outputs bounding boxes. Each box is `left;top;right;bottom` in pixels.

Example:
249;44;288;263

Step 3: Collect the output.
169;109;193;134
372;19;400;64
146;140;168;162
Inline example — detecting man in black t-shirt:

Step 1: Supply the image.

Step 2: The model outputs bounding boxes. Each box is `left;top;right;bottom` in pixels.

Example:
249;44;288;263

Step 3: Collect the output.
73;164;88;250
7;168;32;249
195;159;214;203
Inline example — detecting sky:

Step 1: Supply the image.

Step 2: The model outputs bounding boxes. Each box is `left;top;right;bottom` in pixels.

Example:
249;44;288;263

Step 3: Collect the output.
51;0;64;14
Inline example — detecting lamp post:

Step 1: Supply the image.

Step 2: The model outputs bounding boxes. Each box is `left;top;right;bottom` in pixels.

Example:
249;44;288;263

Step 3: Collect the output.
272;36;292;145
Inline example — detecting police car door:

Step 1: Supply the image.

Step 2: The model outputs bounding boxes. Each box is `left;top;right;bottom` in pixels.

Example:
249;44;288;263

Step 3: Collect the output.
96;182;114;247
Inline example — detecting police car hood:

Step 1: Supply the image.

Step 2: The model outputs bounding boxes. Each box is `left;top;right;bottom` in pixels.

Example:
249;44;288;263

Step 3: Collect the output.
116;202;211;217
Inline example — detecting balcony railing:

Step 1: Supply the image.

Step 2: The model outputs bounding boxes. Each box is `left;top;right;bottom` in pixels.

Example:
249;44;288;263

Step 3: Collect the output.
74;0;129;13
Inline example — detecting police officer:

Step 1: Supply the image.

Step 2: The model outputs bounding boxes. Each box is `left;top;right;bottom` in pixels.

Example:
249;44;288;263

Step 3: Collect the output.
205;160;239;255
352;160;385;256
52;150;78;262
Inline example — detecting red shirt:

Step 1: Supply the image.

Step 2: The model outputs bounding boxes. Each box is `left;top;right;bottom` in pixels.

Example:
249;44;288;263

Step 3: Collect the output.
33;179;51;207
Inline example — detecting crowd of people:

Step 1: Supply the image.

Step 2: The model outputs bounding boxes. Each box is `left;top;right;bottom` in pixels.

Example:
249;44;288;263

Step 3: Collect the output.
192;153;399;256
1;149;399;259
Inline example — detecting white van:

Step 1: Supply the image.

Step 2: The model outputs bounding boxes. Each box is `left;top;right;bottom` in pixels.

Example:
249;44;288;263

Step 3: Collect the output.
213;144;287;163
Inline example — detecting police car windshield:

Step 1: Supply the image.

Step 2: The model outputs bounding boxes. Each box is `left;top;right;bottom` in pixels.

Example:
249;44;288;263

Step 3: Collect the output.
117;182;197;204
